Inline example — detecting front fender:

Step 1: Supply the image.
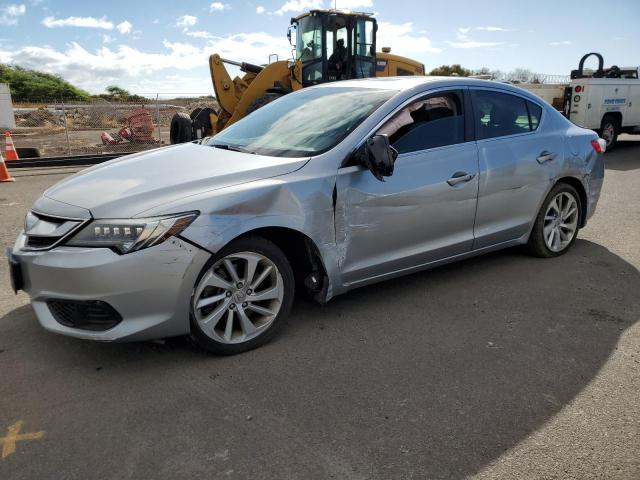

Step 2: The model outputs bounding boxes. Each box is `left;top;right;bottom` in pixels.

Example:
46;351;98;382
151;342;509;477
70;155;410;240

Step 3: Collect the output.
178;175;342;300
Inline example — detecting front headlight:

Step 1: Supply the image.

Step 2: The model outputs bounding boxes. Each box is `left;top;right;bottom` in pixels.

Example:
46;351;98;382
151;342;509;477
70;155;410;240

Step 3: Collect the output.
65;212;198;254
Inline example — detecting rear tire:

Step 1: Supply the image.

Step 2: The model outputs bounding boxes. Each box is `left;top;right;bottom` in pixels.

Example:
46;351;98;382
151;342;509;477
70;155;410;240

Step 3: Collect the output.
170;112;193;144
599;115;620;151
527;183;582;258
189;237;294;355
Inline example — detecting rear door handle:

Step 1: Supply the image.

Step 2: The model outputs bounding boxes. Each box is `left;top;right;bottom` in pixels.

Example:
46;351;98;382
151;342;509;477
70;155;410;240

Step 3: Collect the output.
536;151;557;164
447;171;476;186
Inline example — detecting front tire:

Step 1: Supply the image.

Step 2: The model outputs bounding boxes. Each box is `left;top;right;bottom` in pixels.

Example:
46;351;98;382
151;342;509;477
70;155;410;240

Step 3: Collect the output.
527;183;581;258
189;237;294;355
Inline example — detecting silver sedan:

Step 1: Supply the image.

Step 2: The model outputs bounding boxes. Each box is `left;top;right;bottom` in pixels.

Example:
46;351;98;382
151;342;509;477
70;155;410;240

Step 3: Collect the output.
8;77;605;354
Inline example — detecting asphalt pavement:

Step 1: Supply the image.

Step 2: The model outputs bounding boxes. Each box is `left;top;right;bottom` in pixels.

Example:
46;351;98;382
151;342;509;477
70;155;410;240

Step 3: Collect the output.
1;138;638;480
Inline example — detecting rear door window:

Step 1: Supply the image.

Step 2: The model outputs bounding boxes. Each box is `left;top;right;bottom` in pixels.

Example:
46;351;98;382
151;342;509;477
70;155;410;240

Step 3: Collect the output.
377;91;465;154
472;90;540;140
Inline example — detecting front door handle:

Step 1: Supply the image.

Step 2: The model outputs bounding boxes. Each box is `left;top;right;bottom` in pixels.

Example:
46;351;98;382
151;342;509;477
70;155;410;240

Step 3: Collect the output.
536;151;557;164
447;171;476;186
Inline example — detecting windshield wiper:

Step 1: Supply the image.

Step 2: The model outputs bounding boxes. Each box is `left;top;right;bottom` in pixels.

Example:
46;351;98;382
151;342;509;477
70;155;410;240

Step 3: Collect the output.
211;143;256;154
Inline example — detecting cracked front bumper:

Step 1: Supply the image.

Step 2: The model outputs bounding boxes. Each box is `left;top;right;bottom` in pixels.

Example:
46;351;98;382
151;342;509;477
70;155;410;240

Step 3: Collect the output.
11;232;210;342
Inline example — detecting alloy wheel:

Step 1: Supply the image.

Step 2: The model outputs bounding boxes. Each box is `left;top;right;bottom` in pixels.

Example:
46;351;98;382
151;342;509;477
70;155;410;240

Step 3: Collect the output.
192;252;284;344
543;191;579;253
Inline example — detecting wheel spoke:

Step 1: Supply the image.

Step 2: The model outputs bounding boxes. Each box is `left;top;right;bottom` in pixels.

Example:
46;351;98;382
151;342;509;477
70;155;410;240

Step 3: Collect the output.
224;259;241;284
236;306;257;336
248;286;280;302
247;303;275;317
250;265;273;290
563;206;577;221
201;300;230;328
553;228;561;250
559;222;574;232
547;228;556;248
196;292;227;309
205;272;233;290
224;309;234;341
244;254;260;285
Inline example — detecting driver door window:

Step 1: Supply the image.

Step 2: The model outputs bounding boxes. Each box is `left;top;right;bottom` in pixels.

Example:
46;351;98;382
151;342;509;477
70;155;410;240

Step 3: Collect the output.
377;92;465;154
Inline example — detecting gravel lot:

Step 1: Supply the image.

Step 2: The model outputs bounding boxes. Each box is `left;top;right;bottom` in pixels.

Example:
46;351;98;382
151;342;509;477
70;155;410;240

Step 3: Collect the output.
0;138;638;480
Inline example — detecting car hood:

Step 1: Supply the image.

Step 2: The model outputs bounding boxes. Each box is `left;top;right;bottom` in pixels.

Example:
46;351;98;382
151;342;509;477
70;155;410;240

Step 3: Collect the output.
43;143;309;218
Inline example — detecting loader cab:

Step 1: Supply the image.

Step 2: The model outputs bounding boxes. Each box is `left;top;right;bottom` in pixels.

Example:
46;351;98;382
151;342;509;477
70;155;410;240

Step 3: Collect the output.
290;10;377;87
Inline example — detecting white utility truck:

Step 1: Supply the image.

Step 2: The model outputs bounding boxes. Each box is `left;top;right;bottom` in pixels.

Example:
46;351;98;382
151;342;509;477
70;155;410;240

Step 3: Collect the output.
522;53;640;150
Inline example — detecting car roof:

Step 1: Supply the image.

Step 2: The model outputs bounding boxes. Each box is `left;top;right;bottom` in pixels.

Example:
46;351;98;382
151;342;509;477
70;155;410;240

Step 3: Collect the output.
312;76;545;103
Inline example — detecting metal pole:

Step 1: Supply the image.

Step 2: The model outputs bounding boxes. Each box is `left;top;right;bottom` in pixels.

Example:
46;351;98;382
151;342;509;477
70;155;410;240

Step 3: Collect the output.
155;94;162;143
61;99;71;155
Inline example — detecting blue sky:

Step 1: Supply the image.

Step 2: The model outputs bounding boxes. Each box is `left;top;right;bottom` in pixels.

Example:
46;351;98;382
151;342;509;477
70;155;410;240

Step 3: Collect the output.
1;0;639;95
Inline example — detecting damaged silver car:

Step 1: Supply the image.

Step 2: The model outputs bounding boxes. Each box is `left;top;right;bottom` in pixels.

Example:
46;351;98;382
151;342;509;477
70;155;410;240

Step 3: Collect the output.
8;77;605;354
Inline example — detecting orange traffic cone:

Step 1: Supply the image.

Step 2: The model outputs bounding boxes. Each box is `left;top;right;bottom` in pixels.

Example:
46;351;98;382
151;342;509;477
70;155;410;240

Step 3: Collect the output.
0;151;15;182
5;131;19;161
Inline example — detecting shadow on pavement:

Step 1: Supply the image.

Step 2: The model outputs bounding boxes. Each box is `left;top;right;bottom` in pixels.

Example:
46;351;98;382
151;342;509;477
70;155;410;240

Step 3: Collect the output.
1;239;638;479
604;138;640;171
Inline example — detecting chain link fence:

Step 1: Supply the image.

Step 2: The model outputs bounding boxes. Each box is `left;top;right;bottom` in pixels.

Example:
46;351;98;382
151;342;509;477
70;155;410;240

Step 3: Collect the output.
11;94;218;158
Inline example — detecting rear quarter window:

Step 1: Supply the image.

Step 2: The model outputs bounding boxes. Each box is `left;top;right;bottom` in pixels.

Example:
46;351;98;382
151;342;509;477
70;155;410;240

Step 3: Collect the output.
527;100;543;130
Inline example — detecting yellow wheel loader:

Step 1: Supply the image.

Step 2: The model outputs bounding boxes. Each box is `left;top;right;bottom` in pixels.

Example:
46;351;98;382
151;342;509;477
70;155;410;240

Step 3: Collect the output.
170;9;425;143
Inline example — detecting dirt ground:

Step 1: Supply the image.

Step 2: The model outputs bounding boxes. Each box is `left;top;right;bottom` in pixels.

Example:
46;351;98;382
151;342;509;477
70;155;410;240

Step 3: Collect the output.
0;137;638;479
11;128;172;157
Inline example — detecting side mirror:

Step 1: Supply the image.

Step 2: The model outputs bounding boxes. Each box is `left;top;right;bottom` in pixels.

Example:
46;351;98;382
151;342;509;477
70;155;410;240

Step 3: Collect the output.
359;134;398;181
287;26;296;47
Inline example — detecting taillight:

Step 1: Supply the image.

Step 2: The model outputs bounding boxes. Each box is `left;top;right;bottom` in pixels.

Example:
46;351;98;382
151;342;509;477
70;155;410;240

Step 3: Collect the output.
591;139;604;153
575;85;583;93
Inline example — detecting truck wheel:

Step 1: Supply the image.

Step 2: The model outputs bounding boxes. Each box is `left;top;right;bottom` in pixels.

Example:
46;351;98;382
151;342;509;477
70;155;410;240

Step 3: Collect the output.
246;92;285;115
599;115;620;151
170;112;193;144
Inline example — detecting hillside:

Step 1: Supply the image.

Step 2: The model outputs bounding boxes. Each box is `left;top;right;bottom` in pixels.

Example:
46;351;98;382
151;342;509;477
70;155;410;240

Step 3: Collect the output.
0;64;91;101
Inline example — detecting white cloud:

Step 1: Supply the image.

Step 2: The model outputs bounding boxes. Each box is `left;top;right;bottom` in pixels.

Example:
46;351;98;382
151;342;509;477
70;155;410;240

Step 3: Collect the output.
334;0;373;8
186;30;214;39
209;2;230;11
0;4;25;25
152;18;159;24
102;34;115;44
116;20;132;34
445;27;503;49
475;26;505;31
445;39;502;49
42;16;114;29
176;15;197;28
0;32;291;93
445;40;503;48
275;0;323;15
377;21;441;55
549;40;572;46
256;5;266;14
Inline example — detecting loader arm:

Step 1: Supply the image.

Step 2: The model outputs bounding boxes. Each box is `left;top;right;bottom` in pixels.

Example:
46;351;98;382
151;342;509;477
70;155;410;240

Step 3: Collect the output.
209;53;303;133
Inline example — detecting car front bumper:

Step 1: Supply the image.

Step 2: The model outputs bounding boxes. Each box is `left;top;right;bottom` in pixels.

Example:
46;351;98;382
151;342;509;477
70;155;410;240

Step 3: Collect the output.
10;232;210;342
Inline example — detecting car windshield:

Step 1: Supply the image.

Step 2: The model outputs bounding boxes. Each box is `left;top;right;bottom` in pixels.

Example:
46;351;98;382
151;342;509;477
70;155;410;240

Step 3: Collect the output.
207;87;396;157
